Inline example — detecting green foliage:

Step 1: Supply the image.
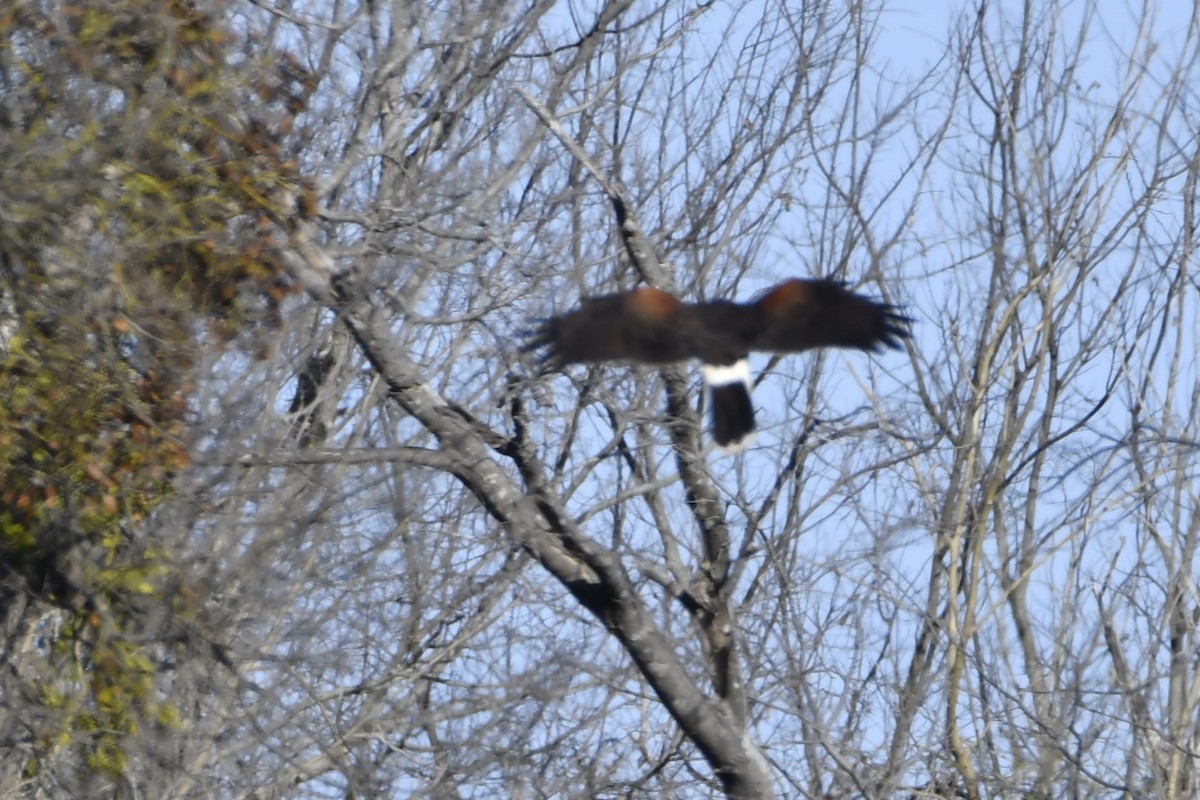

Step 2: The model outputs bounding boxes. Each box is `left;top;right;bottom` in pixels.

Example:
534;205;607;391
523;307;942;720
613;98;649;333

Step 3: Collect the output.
0;0;315;783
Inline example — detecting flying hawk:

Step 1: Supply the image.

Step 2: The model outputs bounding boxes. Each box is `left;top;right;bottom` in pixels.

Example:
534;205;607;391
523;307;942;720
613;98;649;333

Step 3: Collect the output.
525;278;910;450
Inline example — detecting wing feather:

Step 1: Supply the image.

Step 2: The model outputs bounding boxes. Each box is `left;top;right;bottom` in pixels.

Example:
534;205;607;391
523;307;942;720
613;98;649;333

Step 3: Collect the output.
525;287;701;367
751;278;911;354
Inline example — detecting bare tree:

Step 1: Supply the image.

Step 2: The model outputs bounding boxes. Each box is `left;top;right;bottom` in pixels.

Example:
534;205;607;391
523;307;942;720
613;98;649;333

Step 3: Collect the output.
172;1;905;796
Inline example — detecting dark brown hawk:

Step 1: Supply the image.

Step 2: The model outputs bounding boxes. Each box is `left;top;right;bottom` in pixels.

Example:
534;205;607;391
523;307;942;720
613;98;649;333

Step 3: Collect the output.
525;278;910;450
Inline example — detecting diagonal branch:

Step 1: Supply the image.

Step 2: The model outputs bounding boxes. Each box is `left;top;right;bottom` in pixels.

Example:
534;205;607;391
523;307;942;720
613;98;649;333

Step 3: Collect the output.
281;220;775;796
516;86;669;290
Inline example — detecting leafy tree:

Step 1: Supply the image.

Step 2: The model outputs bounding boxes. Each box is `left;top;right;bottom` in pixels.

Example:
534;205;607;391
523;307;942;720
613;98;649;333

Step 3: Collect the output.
1;0;309;790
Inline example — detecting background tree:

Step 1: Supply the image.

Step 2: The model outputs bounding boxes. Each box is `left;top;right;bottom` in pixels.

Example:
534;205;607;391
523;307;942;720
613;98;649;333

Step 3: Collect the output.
3;0;1199;798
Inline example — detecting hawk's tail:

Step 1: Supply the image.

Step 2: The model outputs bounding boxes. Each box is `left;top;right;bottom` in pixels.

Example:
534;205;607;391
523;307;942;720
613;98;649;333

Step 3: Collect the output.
701;360;756;452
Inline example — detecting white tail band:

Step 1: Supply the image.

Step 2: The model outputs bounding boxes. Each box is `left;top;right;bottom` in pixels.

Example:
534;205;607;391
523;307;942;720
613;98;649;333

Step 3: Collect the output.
700;358;751;387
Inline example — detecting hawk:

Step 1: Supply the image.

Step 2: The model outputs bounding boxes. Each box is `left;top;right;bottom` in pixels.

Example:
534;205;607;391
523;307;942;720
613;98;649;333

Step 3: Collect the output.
525;278;910;450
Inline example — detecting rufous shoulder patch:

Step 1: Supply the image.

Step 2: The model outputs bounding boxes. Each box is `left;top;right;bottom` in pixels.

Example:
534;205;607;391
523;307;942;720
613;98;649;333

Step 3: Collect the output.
756;278;812;312
628;286;683;319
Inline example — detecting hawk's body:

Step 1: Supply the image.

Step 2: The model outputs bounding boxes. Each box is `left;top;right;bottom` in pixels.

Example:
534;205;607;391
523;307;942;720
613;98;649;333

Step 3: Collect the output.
526;278;909;449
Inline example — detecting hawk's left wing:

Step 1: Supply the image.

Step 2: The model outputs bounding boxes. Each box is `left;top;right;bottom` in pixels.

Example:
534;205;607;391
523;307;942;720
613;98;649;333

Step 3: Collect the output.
525;286;704;367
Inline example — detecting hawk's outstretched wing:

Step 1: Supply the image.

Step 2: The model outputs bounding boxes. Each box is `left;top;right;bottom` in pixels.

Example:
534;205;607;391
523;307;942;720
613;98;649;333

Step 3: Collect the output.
524;287;701;367
751;278;910;354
